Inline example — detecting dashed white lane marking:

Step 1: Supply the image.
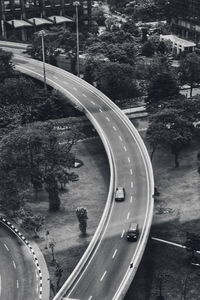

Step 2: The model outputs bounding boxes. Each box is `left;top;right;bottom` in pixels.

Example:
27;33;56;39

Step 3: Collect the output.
17;280;19;288
73;87;78;91
82;93;87;98
91;100;95;105
13;260;16;269
119;135;122;141
112;249;118;259
106;117;110;122
53;75;58;80
88;296;93;300
121;230;125;238
124;146;127;152
131;181;133;188
130;169;133;175
99;108;103;113
4;244;9;251
128;157;130;163
100;271;107;282
127;212;130;220
113;126;117;131
130;196;133;203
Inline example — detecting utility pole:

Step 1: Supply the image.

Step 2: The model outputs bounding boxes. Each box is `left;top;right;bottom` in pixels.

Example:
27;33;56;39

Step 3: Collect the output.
73;1;80;77
38;29;47;90
0;0;6;39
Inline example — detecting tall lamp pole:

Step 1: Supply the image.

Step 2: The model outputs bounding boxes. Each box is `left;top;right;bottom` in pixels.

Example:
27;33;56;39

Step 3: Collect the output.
38;30;47;90
73;1;80;77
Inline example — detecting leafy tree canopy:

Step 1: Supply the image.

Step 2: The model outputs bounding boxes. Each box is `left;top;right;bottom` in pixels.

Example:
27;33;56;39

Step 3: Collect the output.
0;121;80;212
95;62;140;101
179;52;200;97
0;48;15;82
147;108;193;167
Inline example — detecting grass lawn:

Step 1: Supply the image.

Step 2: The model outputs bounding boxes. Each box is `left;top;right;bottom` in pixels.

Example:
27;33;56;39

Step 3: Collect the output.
20;115;200;299
28;137;110;299
125;125;200;300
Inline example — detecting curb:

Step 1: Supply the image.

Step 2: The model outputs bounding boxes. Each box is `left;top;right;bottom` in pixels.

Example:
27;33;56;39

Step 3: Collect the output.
0;216;45;300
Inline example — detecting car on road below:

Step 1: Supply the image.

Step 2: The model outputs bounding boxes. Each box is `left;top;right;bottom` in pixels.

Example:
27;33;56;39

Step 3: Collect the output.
115;187;125;201
126;223;139;242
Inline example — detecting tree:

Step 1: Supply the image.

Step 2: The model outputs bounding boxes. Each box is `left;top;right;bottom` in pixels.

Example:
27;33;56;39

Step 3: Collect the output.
21;210;44;238
95;62;139;101
147;109;193;167
121;18;140;37
147;71;179;105
179;52;200;97
49;240;56;264
185;232;200;259
76;207;88;236
155;270;173;300
59;30;84;75
0;121;79;212
0;48;14;83
54;263;63;291
25;31;60;66
141;40;156;57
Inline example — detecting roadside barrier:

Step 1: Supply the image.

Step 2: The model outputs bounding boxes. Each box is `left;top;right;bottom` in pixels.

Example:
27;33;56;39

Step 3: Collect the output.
0;216;43;300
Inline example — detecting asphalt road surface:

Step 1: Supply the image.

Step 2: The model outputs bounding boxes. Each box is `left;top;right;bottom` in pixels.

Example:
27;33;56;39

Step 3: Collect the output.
0;222;39;300
6;52;153;300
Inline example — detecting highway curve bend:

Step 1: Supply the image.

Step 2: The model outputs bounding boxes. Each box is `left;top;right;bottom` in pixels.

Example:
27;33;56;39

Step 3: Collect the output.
10;53;154;300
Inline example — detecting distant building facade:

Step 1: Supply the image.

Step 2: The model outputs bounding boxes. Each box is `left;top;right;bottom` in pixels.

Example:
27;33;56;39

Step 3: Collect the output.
170;0;200;45
0;0;91;40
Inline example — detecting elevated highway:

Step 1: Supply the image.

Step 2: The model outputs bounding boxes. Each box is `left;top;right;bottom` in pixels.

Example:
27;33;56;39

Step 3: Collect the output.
1;43;154;300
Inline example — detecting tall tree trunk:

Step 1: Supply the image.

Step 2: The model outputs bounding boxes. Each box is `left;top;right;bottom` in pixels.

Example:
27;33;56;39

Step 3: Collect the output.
45;173;60;211
150;146;157;162
174;153;180;168
190;82;193;98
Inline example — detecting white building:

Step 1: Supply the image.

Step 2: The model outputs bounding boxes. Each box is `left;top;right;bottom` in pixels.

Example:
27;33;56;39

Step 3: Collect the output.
160;34;196;54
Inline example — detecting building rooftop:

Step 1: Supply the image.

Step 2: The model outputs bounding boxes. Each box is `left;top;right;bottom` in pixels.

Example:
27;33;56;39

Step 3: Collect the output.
160;34;196;47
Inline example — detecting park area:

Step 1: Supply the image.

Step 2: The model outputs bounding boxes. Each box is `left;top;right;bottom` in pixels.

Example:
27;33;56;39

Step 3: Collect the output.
21;117;200;299
125;127;200;300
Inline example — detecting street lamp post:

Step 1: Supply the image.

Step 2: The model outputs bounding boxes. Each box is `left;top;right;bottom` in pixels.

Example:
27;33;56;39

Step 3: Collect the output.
73;1;80;77
37;30;47;90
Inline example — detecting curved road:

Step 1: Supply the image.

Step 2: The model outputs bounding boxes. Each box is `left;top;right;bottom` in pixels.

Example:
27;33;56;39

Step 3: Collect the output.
1;46;154;300
0;222;39;300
